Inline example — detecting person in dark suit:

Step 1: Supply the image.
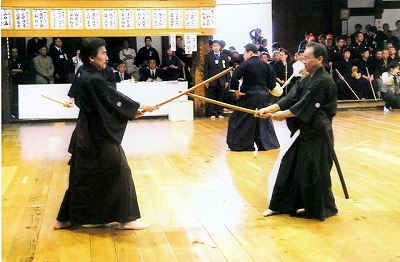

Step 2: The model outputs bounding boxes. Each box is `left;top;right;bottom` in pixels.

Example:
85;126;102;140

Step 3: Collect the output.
139;58;163;82
204;40;231;118
114;60;132;83
48;37;71;83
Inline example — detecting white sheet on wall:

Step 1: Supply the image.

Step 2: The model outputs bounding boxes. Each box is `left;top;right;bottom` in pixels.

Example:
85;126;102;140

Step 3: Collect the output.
348;0;374;8
214;1;272;52
382;9;400;30
18;81;188;120
347;16;375;35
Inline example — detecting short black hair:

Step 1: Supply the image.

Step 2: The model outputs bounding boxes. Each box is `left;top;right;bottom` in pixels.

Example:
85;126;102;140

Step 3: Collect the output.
388;61;399;69
304;31;313;37
335;36;345;43
212;40;221;46
80;38;107;64
271;42;281;49
342;47;351;53
145;36;152;42
244;43;258;54
368;26;377;33
305;42;328;62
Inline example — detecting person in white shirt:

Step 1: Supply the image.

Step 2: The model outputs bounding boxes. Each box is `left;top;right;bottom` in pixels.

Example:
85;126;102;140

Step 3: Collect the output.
381;61;400;111
119;39;139;80
72;49;83;75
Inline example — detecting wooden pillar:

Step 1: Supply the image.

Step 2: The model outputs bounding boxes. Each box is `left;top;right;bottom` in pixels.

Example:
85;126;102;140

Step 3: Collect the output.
191;36;211;117
374;0;384;19
2;37;11;124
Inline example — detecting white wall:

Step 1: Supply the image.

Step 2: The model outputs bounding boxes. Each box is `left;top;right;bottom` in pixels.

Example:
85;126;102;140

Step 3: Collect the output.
345;0;400;36
348;0;374;8
347;16;375;35
214;1;272;52
382;9;400;30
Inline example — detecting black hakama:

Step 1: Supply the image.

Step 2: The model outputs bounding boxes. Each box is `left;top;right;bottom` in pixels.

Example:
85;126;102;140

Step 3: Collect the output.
57;64;142;226
268;67;338;221
227;91;280;151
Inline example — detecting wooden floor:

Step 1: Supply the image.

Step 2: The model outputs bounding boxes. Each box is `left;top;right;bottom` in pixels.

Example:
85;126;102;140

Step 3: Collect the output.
2;109;400;261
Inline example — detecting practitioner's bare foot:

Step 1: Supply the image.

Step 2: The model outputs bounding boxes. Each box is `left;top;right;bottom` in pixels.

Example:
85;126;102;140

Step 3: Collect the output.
120;220;149;230
296;208;305;214
262;209;277;217
53;220;71;230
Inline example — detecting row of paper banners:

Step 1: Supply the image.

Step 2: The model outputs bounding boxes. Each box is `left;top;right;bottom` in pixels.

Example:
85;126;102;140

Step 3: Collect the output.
1;7;215;30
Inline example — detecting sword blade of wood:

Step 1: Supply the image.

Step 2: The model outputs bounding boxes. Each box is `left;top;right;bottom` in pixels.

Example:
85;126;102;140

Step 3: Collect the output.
42;94;67;106
183;92;258;115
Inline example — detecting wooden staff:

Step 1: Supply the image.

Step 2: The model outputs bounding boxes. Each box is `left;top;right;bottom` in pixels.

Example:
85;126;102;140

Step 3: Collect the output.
157;67;234;107
284;62;288;95
365;67;377;101
335;69;360;100
281;74;295;90
42;94;69;107
182;92;258;115
281;61;305;90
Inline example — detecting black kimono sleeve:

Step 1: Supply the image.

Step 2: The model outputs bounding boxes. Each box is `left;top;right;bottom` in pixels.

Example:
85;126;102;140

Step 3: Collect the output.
76;73;140;145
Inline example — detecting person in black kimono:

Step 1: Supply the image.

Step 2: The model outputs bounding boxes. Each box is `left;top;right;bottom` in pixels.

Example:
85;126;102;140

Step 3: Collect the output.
257;42;338;221
273;49;294;95
336;48;356;99
354;49;375;98
351;32;369;60
227;44;280;151
9;47;27;118
54;38;158;230
134;36;160;67
160;45;181;81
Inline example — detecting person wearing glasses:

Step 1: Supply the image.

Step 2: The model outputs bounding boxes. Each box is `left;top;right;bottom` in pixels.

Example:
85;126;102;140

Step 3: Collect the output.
257;42;338;221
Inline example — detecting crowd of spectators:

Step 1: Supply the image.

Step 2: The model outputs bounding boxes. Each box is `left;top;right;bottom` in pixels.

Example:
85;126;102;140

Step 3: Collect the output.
8;20;400;118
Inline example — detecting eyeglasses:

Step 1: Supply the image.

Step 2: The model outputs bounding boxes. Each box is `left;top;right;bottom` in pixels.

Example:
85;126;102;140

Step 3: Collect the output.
301;56;315;61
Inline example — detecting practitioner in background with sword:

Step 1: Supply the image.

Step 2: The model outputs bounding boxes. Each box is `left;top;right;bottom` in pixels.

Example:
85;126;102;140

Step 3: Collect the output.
226;43;281;151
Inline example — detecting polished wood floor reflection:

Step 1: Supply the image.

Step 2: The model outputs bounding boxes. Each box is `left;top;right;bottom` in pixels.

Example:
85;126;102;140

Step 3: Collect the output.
2;110;400;261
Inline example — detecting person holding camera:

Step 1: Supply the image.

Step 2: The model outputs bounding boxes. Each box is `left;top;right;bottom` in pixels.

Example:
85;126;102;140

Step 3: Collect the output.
381;61;400;111
249;28;263;47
